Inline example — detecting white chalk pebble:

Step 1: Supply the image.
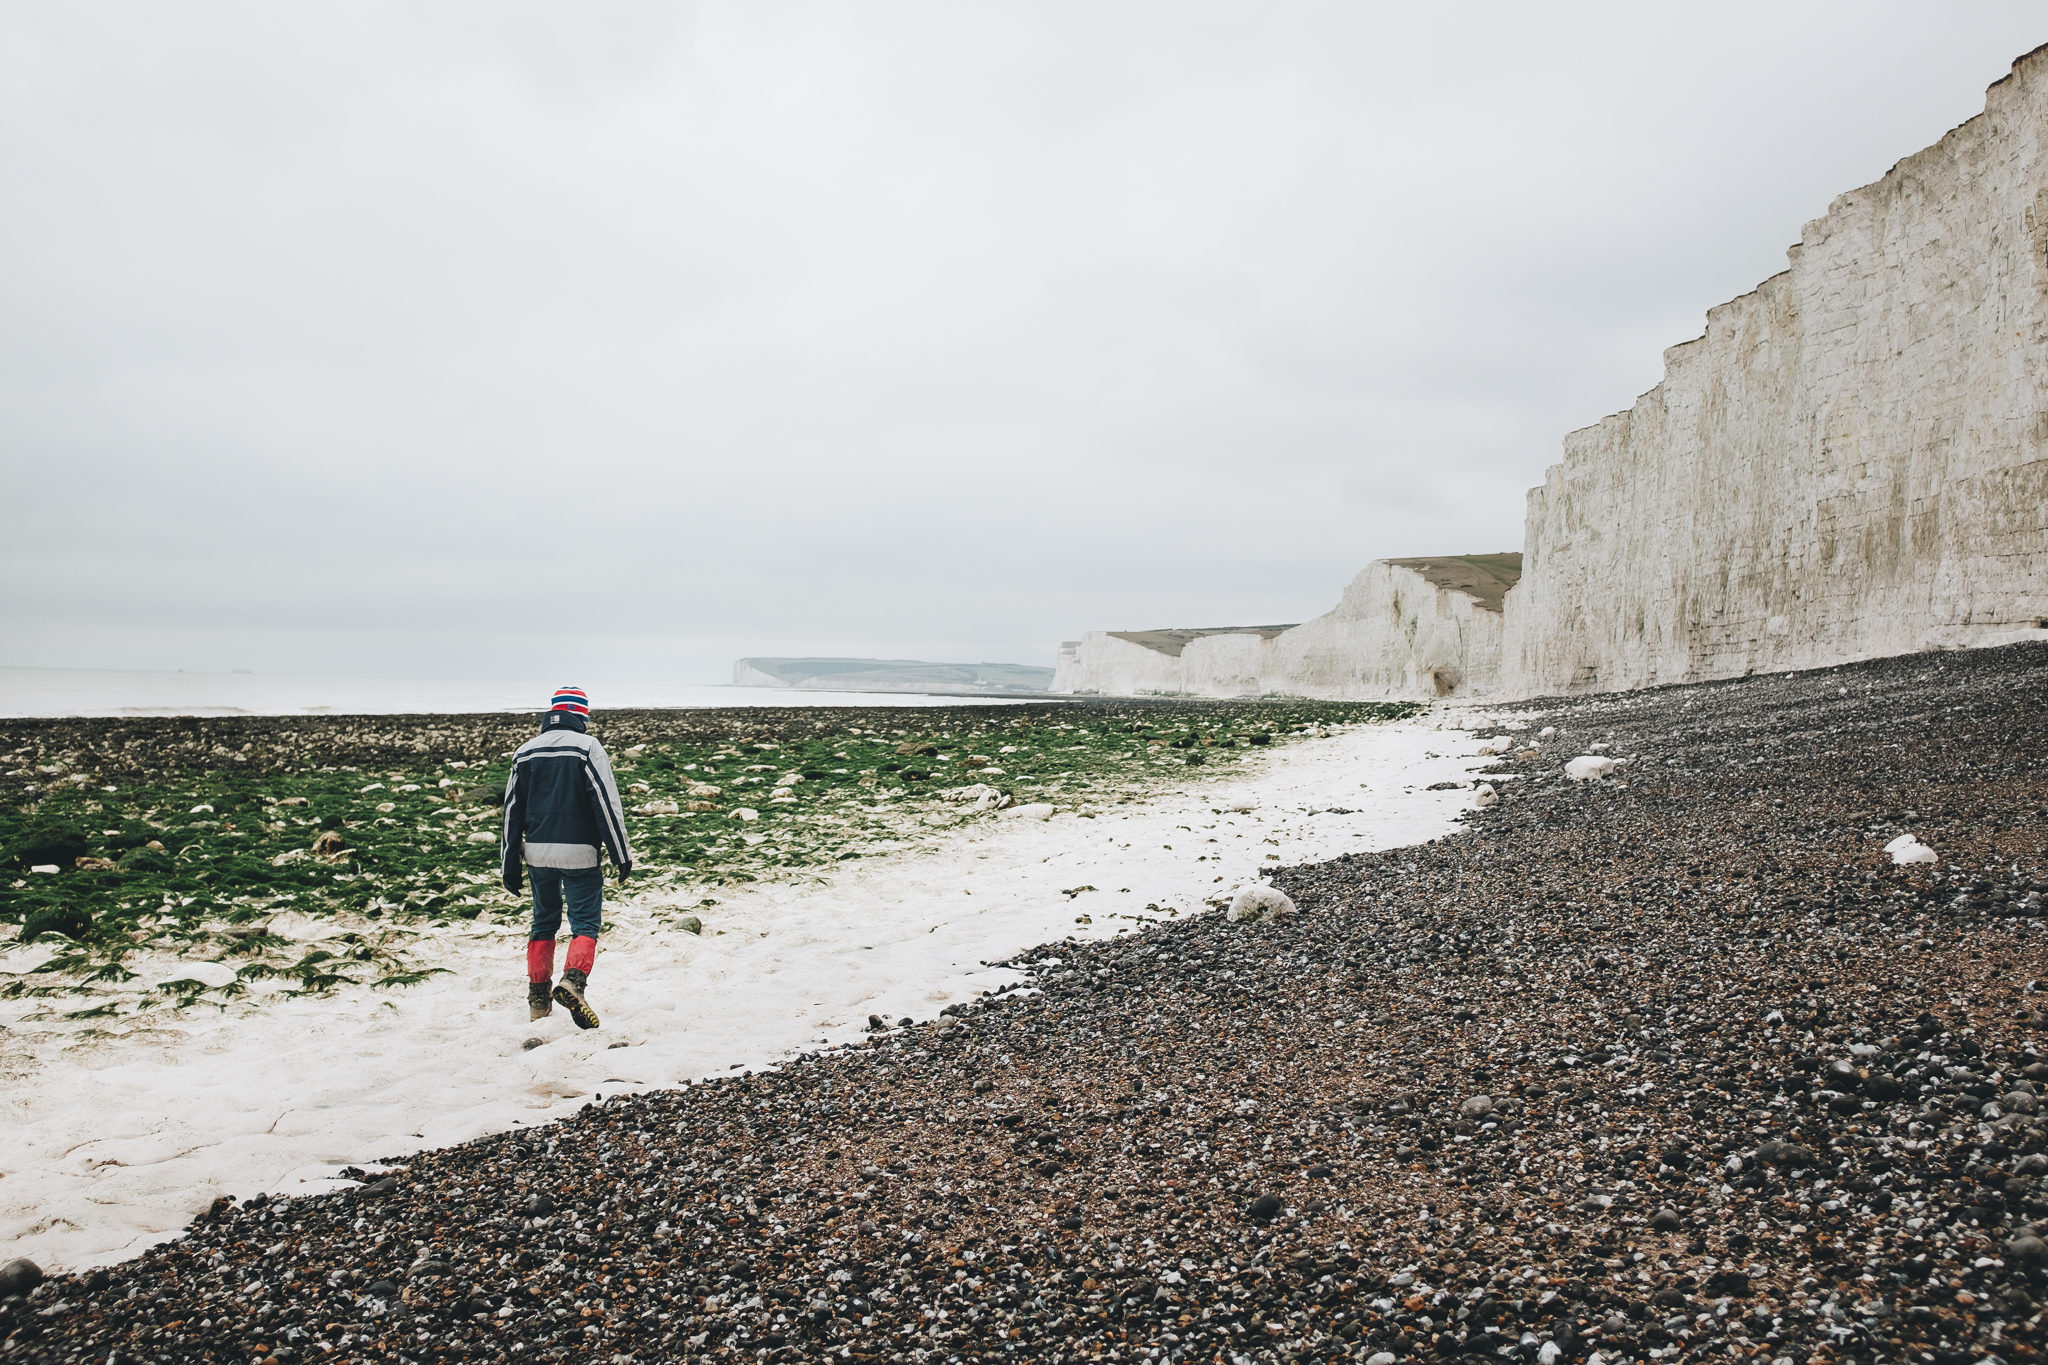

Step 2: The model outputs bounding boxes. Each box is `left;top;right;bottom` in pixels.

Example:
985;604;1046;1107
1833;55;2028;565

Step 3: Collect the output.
165;961;238;990
1471;783;1498;808
1537;726;1556;738
1885;833;1938;865
1564;755;1619;782
1227;884;1297;924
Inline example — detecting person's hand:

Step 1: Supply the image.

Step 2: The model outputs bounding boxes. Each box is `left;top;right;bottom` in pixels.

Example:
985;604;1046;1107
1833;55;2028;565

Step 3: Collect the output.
615;864;633;884
503;869;522;896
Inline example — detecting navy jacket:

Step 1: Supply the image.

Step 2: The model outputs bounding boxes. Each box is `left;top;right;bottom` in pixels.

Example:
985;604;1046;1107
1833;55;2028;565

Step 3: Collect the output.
500;711;634;881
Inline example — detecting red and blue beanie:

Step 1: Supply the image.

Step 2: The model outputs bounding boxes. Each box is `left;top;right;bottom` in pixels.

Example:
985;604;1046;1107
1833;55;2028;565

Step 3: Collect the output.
550;687;589;716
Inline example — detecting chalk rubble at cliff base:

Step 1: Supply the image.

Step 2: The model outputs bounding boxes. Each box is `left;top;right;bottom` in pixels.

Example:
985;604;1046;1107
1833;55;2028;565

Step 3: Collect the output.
10;643;2048;1365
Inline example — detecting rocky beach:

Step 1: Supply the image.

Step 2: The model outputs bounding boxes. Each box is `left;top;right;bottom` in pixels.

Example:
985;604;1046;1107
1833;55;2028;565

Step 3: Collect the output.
0;696;1472;1274
8;641;2048;1364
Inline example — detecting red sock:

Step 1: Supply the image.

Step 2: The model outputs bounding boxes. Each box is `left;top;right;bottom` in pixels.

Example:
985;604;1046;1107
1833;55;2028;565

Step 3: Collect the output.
527;939;556;984
565;935;597;976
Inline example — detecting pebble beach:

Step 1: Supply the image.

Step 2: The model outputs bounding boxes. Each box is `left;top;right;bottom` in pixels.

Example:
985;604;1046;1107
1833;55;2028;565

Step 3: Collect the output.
8;642;2048;1364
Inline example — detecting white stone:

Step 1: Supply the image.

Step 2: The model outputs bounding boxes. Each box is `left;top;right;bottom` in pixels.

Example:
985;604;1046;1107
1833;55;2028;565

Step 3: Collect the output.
1885;833;1939;865
732;808;760;822
634;799;681;816
166;961;238;990
1564;755;1619;782
1004;802;1056;821
1226;884;1297;924
1471;783;1498;808
29;864;58;875
941;784;1012;812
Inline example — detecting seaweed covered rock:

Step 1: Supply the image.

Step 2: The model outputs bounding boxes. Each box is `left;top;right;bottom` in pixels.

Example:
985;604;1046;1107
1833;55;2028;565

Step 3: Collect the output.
21;905;91;943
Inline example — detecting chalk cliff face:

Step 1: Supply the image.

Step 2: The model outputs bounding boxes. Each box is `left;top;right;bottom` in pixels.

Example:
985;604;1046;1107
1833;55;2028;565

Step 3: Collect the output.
1050;625;1297;698
1503;46;2048;695
1268;556;1517;699
1052;555;1518;699
1059;49;2048;702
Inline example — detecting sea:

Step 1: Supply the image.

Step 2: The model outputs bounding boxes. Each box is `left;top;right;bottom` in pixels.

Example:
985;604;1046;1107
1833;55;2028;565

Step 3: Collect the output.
0;667;1020;719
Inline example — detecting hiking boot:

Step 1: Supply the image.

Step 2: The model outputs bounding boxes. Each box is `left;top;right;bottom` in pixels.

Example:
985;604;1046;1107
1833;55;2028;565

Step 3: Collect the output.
552;969;600;1030
528;981;553;1022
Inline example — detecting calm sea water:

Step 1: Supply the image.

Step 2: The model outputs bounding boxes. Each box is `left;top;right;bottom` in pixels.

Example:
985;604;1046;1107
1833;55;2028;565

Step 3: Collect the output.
0;668;1032;719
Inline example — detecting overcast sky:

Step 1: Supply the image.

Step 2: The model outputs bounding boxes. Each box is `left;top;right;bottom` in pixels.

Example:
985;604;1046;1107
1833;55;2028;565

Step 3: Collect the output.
3;4;2042;684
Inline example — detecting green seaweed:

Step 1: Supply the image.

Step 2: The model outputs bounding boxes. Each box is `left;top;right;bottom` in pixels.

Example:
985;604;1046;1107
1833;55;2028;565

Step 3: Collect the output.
0;698;1423;1012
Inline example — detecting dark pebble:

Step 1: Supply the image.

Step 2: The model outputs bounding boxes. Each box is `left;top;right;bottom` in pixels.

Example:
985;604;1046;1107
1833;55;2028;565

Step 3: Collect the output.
0;1258;42;1297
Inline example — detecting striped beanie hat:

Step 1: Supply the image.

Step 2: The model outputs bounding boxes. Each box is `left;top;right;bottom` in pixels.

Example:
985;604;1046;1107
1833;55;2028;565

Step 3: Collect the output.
550;686;590;716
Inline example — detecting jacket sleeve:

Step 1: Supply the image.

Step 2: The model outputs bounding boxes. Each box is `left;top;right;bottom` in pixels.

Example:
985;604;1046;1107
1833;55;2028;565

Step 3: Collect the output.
500;756;524;883
584;740;635;873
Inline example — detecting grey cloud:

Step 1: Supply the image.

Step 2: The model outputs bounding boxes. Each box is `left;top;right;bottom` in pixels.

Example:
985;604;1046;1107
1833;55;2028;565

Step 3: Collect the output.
3;2;2042;680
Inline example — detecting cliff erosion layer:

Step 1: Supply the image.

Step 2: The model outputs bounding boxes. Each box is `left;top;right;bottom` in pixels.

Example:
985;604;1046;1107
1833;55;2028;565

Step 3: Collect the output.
1503;45;2048;694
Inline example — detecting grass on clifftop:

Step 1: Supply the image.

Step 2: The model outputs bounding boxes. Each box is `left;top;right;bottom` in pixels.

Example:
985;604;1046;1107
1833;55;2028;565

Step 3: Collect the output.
0;700;1421;1018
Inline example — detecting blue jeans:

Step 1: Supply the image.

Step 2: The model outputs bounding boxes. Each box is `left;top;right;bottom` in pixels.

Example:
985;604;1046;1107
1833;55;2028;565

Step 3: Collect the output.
529;865;603;944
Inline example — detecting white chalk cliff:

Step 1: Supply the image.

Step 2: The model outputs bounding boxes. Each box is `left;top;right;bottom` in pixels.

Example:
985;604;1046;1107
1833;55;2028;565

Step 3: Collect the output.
1502;44;2048;694
1059;46;2048;702
1052;556;1519;700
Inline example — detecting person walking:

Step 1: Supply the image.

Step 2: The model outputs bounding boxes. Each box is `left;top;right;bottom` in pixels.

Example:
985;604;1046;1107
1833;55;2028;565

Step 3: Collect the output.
501;686;634;1029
